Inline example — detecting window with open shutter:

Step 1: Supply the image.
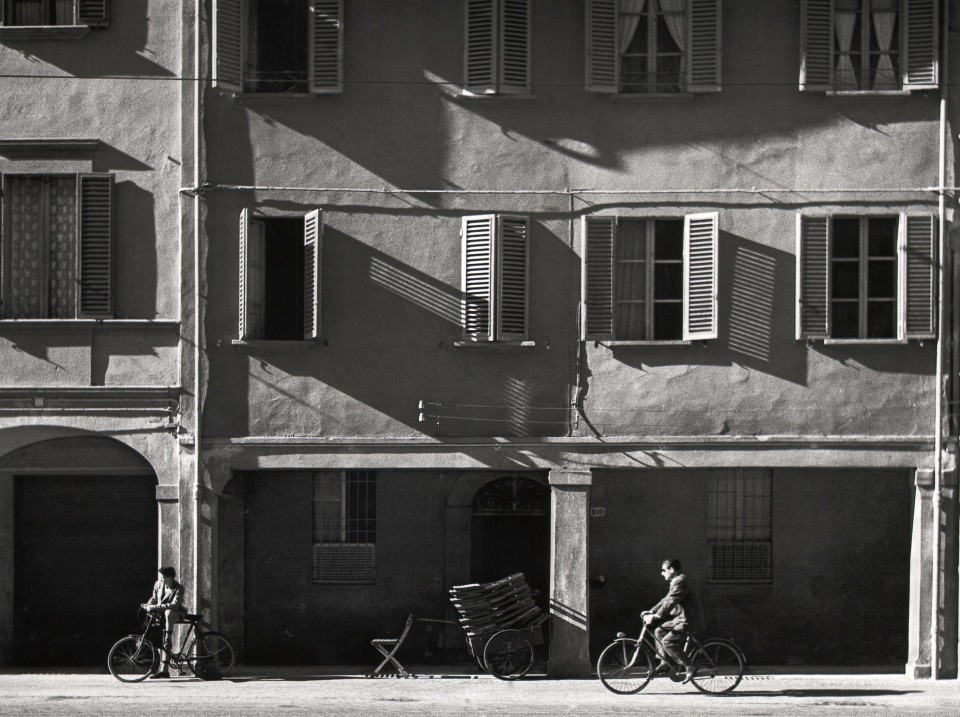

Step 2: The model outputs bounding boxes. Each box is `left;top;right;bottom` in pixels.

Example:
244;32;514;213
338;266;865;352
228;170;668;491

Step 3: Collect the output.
78;173;113;317
683;212;718;341
796;215;830;340
464;0;530;95
462;215;496;340
215;0;343;94
902;214;935;339
801;0;938;93
238;210;320;341
586;0;721;94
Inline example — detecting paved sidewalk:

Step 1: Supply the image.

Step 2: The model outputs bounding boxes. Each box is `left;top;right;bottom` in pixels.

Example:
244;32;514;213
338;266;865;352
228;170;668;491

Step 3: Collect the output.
0;666;957;716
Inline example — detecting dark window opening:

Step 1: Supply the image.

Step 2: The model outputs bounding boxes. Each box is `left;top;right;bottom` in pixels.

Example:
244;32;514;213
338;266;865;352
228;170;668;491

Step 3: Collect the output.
259;217;305;341
246;0;309;93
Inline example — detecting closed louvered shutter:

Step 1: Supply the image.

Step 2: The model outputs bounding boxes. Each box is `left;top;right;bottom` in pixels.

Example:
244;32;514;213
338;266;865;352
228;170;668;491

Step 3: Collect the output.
462;215;496;340
499;0;530;94
586;0;618;93
214;0;244;92
78;174;113;318
683;212;718;341
583;216;615;339
77;0;109;26
687;0;721;92
303;209;322;340
800;0;832;91
310;0;343;94
796;215;830;340
901;214;936;339
466;0;498;94
498;215;529;340
904;0;938;90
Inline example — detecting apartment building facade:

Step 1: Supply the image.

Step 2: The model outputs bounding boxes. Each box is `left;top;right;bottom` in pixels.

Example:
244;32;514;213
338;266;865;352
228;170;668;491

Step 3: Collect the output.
0;0;958;679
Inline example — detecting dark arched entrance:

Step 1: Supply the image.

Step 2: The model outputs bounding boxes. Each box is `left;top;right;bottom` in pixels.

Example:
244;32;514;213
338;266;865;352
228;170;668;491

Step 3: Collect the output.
471;475;549;612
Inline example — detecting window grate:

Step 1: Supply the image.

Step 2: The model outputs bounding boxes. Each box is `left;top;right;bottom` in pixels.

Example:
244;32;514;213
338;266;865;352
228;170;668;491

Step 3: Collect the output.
709;541;771;583
708;469;772;583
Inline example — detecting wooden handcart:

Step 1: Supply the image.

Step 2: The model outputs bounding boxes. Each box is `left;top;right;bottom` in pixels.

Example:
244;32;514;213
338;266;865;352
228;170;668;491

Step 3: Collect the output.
449;572;547;680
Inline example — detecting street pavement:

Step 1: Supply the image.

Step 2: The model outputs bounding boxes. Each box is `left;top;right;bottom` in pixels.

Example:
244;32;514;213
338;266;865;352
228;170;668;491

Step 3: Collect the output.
0;666;958;716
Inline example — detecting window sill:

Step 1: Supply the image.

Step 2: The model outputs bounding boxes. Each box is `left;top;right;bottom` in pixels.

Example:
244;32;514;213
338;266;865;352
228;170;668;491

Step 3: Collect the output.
231;339;319;350
0;25;91;40
454;340;537;349
0;319;179;327
459;91;537;101
825;89;911;96
818;338;908;345
607;92;695;101
592;340;692;347
230;93;322;102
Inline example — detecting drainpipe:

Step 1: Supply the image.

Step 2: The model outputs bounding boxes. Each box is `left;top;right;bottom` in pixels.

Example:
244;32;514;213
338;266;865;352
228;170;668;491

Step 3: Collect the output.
192;0;204;617
932;0;949;679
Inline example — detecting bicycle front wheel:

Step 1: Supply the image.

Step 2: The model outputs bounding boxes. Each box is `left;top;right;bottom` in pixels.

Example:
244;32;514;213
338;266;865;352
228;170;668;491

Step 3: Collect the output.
107;636;157;682
186;632;236;680
596;639;653;694
688;639;744;695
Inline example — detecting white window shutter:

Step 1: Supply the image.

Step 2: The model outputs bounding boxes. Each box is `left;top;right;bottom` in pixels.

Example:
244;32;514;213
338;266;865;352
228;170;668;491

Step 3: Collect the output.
796;215;830;340
238;209;253;339
683;212;718;341
800;0;832;92
303;209;322;340
687;0;721;92
583;216;615;340
214;0;244;92
497;215;529;340
900;215;936;339
77;0;109;26
310;0;344;94
499;0;531;94
77;174;113;318
462;215;496;340
586;0;618;93
466;0;498;94
903;0;938;90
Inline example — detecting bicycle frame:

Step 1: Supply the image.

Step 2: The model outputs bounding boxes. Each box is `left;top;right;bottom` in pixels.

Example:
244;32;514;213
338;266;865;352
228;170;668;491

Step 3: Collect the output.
135;611;200;667
615;623;699;670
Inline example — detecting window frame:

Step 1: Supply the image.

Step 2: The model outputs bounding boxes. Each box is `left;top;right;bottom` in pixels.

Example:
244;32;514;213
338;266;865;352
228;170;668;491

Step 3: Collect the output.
0;172;114;321
800;0;939;93
213;0;343;95
707;469;773;585
237;207;321;343
582;212;718;343
795;212;936;342
312;470;377;585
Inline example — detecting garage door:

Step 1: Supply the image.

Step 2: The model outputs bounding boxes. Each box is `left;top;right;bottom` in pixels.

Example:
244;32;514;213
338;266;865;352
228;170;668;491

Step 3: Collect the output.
14;475;157;666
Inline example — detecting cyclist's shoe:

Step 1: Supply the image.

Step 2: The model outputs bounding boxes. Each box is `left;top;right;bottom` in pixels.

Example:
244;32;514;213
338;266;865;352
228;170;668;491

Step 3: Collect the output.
682;667;696;684
149;670;170;679
653;662;670;676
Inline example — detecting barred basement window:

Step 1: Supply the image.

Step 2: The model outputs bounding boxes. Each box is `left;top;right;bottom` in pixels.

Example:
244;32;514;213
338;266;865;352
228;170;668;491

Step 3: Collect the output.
312;470;377;584
1;173;113;319
707;469;772;584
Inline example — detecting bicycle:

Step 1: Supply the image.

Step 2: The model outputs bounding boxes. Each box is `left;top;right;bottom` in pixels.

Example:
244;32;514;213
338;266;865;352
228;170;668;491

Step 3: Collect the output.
596;621;745;696
107;606;237;682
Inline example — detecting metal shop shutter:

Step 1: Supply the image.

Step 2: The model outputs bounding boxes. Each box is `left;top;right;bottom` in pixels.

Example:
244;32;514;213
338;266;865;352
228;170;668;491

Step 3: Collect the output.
14;475;157;666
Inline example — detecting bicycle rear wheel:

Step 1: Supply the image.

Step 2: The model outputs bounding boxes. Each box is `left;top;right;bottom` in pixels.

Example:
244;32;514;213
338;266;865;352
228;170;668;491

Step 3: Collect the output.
596;639;653;694
107;636;157;682
186;631;236;680
688;639;744;695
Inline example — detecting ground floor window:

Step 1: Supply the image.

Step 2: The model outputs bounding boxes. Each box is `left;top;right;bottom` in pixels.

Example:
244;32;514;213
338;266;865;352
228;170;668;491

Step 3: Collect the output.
312;470;377;583
707;469;772;583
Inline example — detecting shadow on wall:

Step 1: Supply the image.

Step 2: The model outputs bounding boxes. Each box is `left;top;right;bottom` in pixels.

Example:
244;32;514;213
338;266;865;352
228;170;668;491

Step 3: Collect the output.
0;0;175;78
113;181;159;319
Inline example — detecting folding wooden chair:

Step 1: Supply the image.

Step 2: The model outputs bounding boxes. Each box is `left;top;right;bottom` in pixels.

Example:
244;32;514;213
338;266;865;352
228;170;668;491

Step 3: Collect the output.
368;614;416;678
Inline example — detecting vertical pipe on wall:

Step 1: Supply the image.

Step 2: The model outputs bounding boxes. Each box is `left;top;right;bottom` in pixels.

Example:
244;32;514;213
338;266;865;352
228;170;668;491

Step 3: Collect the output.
193;0;203;615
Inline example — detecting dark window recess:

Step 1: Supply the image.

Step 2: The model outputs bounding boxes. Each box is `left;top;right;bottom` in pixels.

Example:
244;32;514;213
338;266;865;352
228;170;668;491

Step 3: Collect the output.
260;217;305;340
247;0;309;93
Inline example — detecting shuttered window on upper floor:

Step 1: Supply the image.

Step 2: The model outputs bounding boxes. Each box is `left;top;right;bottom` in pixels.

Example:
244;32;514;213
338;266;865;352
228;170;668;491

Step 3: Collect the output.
583;212;718;342
586;0;721;94
464;0;531;95
239;208;321;341
461;214;530;342
0;0;108;26
796;213;935;341
214;0;342;94
800;0;938;92
0;173;113;319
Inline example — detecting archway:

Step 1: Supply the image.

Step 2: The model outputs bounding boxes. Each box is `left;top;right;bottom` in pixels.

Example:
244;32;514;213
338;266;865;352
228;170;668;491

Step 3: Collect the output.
470;475;550;612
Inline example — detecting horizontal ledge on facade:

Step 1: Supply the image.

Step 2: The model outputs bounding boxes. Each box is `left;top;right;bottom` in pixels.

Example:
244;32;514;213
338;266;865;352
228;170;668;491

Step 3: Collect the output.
0;386;181;397
591;340;692;347
202;434;934;448
0;25;91;40
453;340;537;349
0;319;180;327
0;138;99;155
231;339;320;350
824;89;912;97
818;338;911;346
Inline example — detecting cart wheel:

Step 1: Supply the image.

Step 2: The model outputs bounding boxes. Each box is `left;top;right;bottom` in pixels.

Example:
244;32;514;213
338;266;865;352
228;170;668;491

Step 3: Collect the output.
483;630;534;680
476;655;488;673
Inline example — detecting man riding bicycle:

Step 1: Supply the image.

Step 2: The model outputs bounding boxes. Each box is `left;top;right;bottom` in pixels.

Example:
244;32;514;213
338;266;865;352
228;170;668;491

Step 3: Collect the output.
641;558;705;683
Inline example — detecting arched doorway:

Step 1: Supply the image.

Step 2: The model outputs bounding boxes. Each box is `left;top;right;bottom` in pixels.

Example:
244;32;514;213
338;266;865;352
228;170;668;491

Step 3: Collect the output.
471;476;550;612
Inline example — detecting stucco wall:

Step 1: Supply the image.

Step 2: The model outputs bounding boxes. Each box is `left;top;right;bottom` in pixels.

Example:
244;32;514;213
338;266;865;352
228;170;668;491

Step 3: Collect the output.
588;468;912;665
200;0;939;442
